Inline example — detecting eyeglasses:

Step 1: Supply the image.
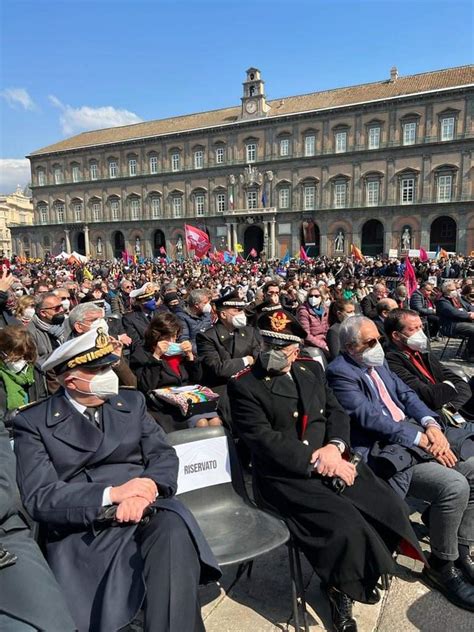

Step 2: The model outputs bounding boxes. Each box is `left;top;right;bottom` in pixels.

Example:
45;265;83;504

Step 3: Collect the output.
360;336;381;349
42;304;63;312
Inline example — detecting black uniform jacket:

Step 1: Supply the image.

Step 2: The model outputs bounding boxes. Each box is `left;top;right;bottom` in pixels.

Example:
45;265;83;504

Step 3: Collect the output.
196;321;261;387
13;388;220;632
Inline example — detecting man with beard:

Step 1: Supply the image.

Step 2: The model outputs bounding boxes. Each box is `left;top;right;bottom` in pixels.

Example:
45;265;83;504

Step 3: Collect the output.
28;292;65;363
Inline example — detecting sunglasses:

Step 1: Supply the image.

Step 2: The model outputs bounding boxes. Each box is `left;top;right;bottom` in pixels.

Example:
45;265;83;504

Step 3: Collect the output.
360;336;381;349
42;305;63;312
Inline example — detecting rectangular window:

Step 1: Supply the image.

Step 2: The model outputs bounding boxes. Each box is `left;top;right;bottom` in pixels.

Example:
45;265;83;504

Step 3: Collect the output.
151;197;161;218
246;191;258;209
246;143;257;163
335;131;347;153
74;203;82;222
366;181;380;206
216;193;226;213
172;197;182;218
194;150;204;169
92;203;101;221
90;163;98;180
72;166;80;182
149;156;158;174
171;153;180;172
280;138;289;156
334;183;347;209
401;178;415;204
37;171;45;186
111;201;120;220
437;175;452;202
54;168;62;184
129;159;137;176
441;117;454;141
195;194;205;216
304;134;315;156
130;199;140;219
109;161;118;178
215;147;225;164
303;185;315;210
368;127;380;149
56;204;64;222
40;208;47;223
279;188;290;209
403;122;417;146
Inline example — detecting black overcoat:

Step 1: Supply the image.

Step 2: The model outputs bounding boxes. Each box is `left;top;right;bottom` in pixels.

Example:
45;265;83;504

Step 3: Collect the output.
13;388;220;632
228;358;424;602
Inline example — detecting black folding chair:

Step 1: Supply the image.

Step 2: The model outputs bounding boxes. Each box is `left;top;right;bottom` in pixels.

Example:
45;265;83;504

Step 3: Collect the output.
168;426;310;631
439;334;469;360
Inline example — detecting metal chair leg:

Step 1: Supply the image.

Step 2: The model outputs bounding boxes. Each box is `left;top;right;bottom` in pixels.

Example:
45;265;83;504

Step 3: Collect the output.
293;542;310;632
455;337;467;359
439;337;450;360
246;560;254;579
288;541;301;631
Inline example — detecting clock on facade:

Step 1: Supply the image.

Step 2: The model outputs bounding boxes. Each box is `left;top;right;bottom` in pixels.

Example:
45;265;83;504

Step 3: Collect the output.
245;100;257;114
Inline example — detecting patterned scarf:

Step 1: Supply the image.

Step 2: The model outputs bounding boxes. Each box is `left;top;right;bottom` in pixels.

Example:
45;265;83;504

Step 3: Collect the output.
32;314;64;342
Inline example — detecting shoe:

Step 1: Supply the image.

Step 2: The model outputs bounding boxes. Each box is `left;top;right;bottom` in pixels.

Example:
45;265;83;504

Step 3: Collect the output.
456;551;474;583
327;586;358;632
366;587;381;604
422;565;474;611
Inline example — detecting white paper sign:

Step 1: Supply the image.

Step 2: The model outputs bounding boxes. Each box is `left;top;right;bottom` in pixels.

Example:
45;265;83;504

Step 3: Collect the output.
408;249;420;257
428;276;438;286
174;436;232;495
388;249;398;258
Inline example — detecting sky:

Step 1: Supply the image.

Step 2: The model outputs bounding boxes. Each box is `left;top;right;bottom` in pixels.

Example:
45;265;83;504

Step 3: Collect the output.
1;0;473;193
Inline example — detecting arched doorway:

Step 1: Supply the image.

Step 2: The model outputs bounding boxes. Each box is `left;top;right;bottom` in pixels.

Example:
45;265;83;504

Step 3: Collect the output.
300;220;320;257
153;230;166;257
361;219;384;256
75;232;85;255
244;225;264;257
430;216;457;252
113;231;125;259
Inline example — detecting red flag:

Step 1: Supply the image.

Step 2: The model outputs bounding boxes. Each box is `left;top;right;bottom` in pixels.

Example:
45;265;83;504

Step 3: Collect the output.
404;257;417;297
351;244;365;263
249;248;257;257
184;224;211;258
159;246;166;255
299;246;309;261
419;247;428;262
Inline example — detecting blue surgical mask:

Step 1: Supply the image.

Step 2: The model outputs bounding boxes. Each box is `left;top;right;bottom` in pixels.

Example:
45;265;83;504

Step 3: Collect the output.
163;342;184;357
144;298;157;311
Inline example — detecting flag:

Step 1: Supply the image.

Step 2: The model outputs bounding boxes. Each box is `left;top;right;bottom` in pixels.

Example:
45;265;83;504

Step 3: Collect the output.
404;257;418;297
229;188;234;210
261;189;267;207
235;243;244;253
419;247;428;262
159;246;166;255
83;267;93;281
299;246;309;262
439;248;448;259
351;244;365;263
224;251;236;264
184;224;211;258
249;247;257;258
281;251;290;264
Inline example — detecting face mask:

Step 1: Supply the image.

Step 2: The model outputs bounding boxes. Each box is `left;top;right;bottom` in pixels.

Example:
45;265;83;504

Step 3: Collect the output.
360;283;365;288
144;298;157;311
61;298;71;311
260;348;290;374
357;341;385;367
163;342;184;357
4;358;27;373
449;290;458;298
14;289;23;297
231;313;247;329
51;313;65;325
341;312;355;321
202;302;212;314
403;329;428;353
73;368;119;400
308;296;321;307
24;307;35;320
90;318;109;335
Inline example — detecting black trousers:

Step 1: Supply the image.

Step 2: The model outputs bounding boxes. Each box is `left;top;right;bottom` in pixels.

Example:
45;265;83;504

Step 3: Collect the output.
136;510;204;632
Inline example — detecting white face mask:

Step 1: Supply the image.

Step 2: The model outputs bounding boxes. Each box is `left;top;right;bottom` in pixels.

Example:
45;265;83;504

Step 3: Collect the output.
232;313;247;329
14;289;23;297
61;298;71;311
449;290;458;298
4;358;27;373
89;318;109;335
308;296;322;307
73;368;119;400
358;341;385;367
202;302;212;314
403;329;428;353
23;307;35;320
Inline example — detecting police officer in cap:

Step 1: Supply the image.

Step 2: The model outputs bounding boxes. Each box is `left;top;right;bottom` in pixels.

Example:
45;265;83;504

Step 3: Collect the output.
14;327;221;632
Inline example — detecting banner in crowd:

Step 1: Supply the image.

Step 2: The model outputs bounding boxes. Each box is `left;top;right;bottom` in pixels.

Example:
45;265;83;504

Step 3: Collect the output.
173;436;231;494
185;224;211;258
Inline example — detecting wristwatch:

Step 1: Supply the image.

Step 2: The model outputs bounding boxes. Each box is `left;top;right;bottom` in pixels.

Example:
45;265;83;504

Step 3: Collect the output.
328;440;346;454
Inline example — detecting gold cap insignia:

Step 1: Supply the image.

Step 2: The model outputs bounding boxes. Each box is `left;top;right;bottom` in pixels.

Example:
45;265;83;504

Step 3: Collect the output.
269;311;291;332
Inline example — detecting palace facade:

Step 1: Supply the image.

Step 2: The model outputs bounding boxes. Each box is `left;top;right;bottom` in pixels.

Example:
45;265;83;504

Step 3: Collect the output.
10;65;474;259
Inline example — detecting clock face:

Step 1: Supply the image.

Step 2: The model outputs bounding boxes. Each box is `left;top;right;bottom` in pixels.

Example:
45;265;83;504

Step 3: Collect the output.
245;100;257;114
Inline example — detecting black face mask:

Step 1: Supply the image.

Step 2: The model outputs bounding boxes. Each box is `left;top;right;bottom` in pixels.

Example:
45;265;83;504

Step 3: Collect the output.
51;313;65;325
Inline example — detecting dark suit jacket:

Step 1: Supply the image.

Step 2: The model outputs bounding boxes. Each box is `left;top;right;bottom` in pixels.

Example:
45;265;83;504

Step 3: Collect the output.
122;306;152;350
360;292;379;319
410;290;436;317
14;388;220;632
436;296;472;335
196;321;261;387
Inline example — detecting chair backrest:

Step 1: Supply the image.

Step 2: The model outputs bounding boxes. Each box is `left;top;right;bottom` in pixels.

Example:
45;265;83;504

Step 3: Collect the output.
167;426;250;517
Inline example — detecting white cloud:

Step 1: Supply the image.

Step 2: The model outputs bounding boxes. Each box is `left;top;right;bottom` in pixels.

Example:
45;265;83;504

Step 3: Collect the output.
1;88;36;111
48;95;142;135
0;159;31;194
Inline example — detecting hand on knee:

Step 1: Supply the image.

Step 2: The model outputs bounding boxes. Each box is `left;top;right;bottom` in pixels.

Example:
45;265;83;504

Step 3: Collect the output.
209;416;223;426
195;418;210;427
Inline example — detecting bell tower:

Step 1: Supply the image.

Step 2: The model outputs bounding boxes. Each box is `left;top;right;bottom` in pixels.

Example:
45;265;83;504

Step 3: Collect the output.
241;68;269;119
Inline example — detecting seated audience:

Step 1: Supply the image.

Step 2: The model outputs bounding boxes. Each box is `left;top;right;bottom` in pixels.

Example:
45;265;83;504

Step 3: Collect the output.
360;282;387;319
296;286;330;365
374;298;398;348
14;294;36;327
174;288;212;353
27;292;65;364
122;282;159;351
436;280;474;361
390;283;410;309
327;298;356;361
410;282;440;339
327;316;474;610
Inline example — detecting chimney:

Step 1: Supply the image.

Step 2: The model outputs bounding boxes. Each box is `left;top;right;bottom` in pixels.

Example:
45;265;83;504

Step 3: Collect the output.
390;66;399;82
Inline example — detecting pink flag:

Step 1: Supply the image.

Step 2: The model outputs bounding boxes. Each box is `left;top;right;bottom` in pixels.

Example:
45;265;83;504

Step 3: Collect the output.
404;257;418;297
419;247;428;262
249;248;257;257
300;245;309;261
185;224;211;258
159;246;166;255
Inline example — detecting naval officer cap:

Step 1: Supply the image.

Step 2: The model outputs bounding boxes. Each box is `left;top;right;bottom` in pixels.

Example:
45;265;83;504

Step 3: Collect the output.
42;328;120;375
257;307;306;347
129;282;156;300
212;289;247;312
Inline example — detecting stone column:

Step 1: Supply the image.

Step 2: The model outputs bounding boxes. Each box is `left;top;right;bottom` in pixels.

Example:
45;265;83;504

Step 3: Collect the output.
84;224;90;256
64;228;71;253
226;223;232;250
232;223;238;250
420;214;430;251
270;218;276;258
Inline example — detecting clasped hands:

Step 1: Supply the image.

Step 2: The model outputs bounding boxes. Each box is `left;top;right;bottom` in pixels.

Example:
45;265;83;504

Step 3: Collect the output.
310;444;357;487
109;477;158;523
420;426;457;467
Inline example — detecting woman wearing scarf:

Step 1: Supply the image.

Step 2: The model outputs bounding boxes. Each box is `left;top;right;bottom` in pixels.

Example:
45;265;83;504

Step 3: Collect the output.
0;325;47;436
296;287;330;368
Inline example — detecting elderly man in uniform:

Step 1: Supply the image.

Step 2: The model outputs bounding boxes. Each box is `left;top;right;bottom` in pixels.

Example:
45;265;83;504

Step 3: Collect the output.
228;309;424;632
13;328;220;632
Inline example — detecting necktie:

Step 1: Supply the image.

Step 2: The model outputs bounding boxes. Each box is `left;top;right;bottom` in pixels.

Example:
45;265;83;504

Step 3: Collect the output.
84;407;101;429
368;368;405;422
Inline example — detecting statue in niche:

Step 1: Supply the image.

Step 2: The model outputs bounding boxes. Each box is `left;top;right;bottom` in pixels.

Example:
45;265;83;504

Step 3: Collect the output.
97;237;103;254
401;227;411;251
135;236;141;254
60;238;66;252
334;230;345;252
302;219;316;245
176;236;184;256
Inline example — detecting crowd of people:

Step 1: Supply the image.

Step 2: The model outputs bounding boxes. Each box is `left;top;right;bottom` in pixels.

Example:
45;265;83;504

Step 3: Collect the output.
0;251;473;632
